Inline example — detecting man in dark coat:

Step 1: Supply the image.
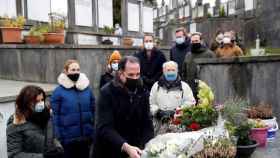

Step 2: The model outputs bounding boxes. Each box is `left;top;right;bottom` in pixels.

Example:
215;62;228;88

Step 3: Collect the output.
170;27;191;76
93;56;154;158
135;35;166;91
183;32;216;102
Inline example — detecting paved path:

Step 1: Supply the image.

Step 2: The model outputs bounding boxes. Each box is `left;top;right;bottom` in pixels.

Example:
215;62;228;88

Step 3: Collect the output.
0;79;57;103
252;133;280;158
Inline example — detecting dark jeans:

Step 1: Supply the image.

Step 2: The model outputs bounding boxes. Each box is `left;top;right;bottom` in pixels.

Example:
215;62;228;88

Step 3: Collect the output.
63;140;91;158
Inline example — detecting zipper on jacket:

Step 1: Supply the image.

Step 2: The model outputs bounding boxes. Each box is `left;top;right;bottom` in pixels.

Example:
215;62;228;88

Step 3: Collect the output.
76;89;84;137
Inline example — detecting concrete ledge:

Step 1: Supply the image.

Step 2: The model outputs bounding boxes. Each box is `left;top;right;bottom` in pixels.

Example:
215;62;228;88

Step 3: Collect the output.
0;79;57;103
0;44;170;50
195;55;280;64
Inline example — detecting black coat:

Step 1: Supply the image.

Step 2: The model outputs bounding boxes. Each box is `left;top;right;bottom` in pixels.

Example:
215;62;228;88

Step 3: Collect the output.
134;48;167;90
99;72;114;89
170;38;191;76
93;80;154;158
182;46;216;102
6;116;45;158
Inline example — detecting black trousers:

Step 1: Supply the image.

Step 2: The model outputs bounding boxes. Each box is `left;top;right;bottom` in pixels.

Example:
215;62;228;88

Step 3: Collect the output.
63;140;91;158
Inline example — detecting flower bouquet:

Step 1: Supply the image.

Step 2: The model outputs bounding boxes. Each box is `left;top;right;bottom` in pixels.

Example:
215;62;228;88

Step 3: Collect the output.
171;80;218;131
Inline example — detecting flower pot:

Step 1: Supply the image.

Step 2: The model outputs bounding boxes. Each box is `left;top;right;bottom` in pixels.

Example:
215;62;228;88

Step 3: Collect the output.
250;127;268;147
261;117;278;141
24;35;41;44
0;27;22;43
236;140;258;158
122;37;133;47
43;33;64;44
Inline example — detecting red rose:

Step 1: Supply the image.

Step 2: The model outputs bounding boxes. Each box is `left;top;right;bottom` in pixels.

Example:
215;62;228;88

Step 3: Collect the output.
188;122;200;131
172;118;181;125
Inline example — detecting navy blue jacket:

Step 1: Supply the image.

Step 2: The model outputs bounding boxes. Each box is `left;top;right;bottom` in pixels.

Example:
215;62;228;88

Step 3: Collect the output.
50;73;95;145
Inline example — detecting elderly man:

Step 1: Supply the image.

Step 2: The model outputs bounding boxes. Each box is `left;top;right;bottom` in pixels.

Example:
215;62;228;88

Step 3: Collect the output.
150;61;196;135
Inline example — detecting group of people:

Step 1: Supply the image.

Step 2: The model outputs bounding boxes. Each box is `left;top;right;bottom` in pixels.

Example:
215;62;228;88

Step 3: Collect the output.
6;27;244;158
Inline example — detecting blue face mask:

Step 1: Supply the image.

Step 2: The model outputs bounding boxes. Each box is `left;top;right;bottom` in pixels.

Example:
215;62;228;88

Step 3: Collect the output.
175;37;185;44
164;71;177;81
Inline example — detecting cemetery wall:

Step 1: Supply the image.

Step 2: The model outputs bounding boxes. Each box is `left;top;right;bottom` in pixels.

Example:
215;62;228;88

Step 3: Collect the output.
0;45;170;95
195;56;280;123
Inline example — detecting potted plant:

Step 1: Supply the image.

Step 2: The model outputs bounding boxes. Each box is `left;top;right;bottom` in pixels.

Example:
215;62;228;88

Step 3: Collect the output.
249;119;269;147
43;12;65;44
24;25;48;44
247;103;278;141
0;16;25;43
193;136;236;158
222;99;258;158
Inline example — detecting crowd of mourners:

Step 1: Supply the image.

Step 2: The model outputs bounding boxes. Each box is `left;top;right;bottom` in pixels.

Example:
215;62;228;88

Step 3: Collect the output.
6;28;245;158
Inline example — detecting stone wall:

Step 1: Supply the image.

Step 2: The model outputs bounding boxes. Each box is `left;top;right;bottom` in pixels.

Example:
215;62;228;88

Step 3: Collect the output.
195;56;280;122
0;45;169;95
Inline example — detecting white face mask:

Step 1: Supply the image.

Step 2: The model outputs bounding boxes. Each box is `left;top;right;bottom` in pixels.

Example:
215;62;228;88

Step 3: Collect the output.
111;63;119;71
35;101;45;112
144;42;154;50
175;37;185;44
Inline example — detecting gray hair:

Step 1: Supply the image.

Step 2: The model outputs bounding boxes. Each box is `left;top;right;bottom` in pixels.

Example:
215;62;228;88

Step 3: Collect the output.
162;61;178;70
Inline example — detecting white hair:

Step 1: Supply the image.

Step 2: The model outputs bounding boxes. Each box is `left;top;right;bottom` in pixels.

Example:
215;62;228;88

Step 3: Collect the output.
162;61;178;70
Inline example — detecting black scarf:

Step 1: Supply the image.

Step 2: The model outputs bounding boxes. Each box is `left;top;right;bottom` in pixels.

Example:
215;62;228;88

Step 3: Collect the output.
27;108;50;129
158;76;182;92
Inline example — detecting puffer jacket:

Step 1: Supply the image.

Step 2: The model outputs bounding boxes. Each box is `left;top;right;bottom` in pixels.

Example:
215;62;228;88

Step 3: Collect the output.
50;73;95;145
216;44;243;58
149;81;196;115
6;115;45;158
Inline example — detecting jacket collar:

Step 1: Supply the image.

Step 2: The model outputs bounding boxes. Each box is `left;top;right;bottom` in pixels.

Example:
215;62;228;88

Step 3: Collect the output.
58;73;90;90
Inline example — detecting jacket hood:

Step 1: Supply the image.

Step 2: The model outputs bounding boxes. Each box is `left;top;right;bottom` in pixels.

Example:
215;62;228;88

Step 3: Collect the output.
58;73;90;90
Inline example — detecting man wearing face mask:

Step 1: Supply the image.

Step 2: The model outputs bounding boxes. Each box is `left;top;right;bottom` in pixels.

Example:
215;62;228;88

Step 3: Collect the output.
150;61;196;135
100;50;122;89
93;56;154;158
135;34;167;91
170;27;191;76
183;33;215;102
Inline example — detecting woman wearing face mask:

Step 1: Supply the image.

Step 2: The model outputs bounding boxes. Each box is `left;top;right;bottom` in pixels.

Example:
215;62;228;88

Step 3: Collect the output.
216;36;244;58
99;50;122;89
150;61;196;135
6;85;51;158
51;59;95;158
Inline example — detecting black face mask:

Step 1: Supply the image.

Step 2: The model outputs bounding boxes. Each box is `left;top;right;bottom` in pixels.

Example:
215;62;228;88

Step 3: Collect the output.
191;43;201;52
67;73;80;82
125;78;139;91
27;107;50;129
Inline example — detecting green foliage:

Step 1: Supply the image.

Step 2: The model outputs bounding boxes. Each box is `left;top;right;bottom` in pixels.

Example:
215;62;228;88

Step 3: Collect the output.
48;12;66;33
113;0;121;26
28;25;48;37
0;16;25;28
101;25;114;35
222;98;254;145
181;105;218;129
219;6;226;17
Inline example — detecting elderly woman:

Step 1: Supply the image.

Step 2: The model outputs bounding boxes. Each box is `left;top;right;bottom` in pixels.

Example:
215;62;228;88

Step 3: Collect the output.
150;61;196;135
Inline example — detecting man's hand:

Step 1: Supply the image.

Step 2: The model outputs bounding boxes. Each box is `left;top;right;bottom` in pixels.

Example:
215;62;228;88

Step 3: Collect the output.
122;143;142;158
